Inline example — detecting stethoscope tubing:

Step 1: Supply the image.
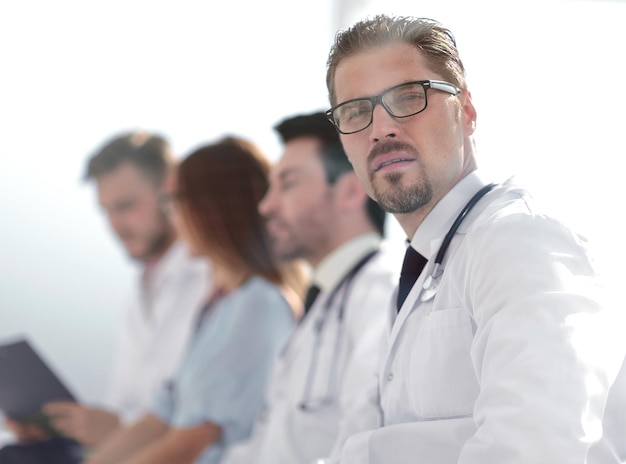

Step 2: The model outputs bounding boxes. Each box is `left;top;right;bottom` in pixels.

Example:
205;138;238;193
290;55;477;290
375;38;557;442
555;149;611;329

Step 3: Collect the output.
422;182;497;299
434;182;497;266
298;249;379;411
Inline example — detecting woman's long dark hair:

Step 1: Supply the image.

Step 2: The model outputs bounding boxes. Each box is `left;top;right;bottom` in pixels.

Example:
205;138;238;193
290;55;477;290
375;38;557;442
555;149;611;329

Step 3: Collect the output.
176;136;305;299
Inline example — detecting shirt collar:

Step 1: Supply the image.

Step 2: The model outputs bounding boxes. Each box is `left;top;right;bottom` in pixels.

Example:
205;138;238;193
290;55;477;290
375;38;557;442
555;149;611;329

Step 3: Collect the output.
313;232;381;293
410;170;490;259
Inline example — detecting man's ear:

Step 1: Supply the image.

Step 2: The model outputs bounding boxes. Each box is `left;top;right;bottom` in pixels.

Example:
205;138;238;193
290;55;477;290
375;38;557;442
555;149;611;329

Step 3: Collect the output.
333;171;369;211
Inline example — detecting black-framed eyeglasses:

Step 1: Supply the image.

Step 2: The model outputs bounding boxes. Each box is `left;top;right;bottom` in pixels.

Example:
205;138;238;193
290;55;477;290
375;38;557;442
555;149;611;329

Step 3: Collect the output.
326;80;462;135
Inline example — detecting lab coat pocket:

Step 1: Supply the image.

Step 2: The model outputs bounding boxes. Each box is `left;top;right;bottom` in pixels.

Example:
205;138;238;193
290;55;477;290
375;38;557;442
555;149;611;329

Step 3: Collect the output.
409;306;479;419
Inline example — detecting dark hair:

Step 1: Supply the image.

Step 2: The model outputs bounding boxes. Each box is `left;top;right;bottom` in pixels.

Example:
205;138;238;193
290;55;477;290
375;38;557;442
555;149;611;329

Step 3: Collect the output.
274;111;386;236
326;15;465;106
176;136;295;286
84;131;173;185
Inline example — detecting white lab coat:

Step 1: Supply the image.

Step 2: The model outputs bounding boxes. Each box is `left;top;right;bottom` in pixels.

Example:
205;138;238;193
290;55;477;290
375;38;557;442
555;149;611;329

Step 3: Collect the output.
106;241;211;423
222;234;402;464
339;173;626;463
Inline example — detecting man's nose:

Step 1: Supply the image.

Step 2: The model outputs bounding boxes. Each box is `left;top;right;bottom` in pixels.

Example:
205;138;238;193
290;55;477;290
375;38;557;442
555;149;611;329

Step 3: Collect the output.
258;188;275;217
369;104;399;143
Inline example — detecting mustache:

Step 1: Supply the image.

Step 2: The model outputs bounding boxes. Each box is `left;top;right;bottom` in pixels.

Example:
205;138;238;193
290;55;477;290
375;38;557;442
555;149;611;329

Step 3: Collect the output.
368;139;419;164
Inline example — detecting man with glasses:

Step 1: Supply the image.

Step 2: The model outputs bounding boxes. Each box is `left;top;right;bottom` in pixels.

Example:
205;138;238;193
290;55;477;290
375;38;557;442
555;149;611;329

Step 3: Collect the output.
221;111;401;464
324;14;626;464
1;132;211;463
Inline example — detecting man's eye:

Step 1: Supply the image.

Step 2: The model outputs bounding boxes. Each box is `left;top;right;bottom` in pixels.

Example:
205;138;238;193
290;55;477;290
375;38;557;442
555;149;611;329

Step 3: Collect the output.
115;199;136;213
279;180;297;191
343;103;370;122
395;91;424;103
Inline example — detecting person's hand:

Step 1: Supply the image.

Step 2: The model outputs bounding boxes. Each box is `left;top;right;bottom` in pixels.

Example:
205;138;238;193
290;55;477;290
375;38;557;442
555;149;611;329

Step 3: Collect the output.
43;401;120;447
4;418;50;442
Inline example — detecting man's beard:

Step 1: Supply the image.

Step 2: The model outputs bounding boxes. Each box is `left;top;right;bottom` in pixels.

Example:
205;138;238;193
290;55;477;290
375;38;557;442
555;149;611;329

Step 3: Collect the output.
131;226;172;261
367;139;432;214
271;235;311;263
372;171;433;214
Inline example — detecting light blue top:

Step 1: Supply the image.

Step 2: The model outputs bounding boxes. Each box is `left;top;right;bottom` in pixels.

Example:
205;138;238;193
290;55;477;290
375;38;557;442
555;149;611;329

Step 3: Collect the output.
151;276;295;464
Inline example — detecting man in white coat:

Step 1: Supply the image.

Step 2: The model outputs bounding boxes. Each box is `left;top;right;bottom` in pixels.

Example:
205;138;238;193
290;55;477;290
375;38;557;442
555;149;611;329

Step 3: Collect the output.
221;111;401;464
323;14;626;464
1;131;211;463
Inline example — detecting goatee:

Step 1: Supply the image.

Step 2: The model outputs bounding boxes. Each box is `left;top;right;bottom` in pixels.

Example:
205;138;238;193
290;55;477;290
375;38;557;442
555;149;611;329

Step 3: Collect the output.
372;171;433;214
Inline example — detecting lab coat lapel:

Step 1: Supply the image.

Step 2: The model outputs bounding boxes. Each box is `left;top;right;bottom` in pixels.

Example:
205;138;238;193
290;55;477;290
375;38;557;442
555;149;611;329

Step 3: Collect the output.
387;260;431;344
280;287;334;366
388;235;442;347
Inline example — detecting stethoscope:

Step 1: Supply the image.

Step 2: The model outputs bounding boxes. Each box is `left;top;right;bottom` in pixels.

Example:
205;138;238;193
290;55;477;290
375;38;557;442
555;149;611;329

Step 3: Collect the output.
298;249;379;412
420;182;497;302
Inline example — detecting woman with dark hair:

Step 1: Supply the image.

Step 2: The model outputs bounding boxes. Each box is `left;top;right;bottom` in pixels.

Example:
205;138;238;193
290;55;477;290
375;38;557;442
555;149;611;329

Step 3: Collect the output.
85;136;306;464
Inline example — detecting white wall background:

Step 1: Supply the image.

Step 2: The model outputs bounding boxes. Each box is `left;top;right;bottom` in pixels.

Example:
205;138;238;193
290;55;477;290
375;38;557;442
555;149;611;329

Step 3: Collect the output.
0;0;624;406
0;0;337;405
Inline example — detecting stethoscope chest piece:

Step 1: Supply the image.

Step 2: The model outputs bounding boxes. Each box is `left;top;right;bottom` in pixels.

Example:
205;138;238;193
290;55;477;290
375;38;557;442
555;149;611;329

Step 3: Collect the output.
420;263;442;302
420;274;439;302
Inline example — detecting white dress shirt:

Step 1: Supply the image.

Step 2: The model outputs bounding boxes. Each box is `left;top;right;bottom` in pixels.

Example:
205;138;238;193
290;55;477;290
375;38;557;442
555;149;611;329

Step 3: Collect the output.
222;232;402;464
339;171;626;463
105;240;211;423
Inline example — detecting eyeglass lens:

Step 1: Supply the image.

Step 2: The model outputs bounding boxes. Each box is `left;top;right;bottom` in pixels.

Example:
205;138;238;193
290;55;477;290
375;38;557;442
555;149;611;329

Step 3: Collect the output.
333;82;428;134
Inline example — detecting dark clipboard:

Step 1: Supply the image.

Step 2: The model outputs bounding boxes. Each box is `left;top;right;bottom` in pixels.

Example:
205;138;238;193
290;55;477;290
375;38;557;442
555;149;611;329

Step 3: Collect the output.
0;337;76;422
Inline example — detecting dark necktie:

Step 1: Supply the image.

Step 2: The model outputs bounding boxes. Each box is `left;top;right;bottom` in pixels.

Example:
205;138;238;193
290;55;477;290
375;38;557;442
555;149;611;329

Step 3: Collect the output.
303;284;321;314
397;246;427;312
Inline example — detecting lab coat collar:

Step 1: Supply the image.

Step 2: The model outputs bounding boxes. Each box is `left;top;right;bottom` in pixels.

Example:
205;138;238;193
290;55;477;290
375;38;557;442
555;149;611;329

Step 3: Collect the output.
313;232;382;294
409;171;491;259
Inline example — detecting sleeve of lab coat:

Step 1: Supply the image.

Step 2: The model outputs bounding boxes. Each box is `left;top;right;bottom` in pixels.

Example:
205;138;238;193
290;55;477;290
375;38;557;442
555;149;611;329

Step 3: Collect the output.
456;214;625;462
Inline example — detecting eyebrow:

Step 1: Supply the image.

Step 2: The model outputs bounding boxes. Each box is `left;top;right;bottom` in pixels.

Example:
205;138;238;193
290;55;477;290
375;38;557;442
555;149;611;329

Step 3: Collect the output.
276;166;303;182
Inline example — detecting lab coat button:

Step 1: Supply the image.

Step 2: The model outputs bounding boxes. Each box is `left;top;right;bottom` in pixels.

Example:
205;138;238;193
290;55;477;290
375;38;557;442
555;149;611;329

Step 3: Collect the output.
387;373;393;382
